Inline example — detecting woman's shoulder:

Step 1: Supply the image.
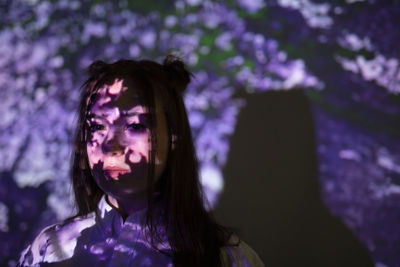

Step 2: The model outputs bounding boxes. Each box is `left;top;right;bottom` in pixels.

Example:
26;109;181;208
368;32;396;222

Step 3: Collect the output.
220;234;265;267
17;223;57;267
17;213;96;267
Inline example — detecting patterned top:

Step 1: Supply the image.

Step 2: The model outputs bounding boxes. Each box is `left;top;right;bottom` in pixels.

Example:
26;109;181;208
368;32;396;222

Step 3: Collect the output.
17;195;265;266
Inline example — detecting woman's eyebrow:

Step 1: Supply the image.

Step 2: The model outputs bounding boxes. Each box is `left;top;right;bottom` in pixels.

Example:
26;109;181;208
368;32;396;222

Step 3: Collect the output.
121;110;149;116
87;111;149;119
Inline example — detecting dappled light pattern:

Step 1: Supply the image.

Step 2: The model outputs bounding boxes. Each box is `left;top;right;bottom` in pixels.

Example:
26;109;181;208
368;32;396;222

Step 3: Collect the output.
86;79;158;202
17;194;255;266
1;0;400;266
17;195;173;266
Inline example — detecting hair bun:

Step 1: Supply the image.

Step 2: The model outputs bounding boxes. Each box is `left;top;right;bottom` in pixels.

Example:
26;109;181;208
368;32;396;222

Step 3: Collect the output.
163;55;192;94
87;60;110;76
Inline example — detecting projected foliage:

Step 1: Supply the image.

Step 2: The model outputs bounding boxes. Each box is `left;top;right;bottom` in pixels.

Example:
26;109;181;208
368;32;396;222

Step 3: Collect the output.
1;0;399;266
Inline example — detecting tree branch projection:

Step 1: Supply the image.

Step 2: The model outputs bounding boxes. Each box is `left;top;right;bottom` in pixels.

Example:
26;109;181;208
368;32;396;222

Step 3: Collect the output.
1;0;399;266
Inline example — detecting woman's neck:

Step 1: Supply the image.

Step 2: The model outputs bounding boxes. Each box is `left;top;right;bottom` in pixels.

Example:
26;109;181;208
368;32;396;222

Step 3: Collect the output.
106;192;148;221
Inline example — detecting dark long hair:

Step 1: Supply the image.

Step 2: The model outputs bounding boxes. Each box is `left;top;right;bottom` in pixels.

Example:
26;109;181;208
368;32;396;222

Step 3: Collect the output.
70;55;239;266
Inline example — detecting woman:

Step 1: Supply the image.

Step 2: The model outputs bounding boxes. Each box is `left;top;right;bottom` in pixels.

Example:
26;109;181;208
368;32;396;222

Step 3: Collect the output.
17;55;265;266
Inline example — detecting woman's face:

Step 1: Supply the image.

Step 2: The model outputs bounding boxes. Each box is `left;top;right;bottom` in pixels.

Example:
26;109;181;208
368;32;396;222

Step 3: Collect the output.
86;78;169;200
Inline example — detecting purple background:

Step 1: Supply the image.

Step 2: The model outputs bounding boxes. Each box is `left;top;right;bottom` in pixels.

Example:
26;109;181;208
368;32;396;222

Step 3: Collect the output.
1;0;399;266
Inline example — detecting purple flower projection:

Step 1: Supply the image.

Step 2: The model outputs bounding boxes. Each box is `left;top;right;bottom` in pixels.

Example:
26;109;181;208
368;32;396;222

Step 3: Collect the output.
17;195;174;266
270;1;400;265
1;0;399;266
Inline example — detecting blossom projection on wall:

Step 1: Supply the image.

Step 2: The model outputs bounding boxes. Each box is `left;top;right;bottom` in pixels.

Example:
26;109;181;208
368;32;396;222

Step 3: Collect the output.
1;0;399;266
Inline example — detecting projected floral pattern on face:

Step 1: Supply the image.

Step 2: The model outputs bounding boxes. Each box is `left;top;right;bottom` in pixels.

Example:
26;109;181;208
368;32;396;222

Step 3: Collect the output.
2;0;400;266
86;79;169;208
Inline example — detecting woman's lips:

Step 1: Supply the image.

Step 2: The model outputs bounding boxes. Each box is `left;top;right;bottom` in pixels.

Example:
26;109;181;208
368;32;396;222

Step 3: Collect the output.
103;167;130;179
104;168;129;171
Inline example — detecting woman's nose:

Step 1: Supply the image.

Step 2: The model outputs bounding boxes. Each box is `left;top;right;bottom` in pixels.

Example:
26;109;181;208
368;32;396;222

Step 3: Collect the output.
102;132;124;155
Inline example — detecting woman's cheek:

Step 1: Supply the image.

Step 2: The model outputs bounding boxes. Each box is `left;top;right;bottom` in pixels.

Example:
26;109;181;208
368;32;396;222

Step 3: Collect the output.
87;136;103;169
127;138;150;163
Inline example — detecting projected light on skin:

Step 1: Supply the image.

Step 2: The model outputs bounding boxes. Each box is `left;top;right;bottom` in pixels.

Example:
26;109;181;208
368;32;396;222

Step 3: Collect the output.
86;79;169;217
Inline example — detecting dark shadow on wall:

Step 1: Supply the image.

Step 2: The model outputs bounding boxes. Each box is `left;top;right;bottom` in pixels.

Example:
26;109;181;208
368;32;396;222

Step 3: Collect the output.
213;89;373;267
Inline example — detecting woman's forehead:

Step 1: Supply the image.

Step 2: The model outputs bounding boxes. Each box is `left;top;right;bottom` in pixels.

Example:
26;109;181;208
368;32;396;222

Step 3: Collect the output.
89;105;147;118
89;78;147;113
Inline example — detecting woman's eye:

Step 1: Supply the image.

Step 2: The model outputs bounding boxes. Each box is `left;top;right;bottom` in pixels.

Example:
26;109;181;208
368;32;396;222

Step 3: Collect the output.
89;123;105;132
127;123;146;132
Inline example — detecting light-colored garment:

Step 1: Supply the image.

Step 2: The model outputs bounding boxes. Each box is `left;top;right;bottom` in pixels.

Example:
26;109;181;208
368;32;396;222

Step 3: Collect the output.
17;195;265;266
